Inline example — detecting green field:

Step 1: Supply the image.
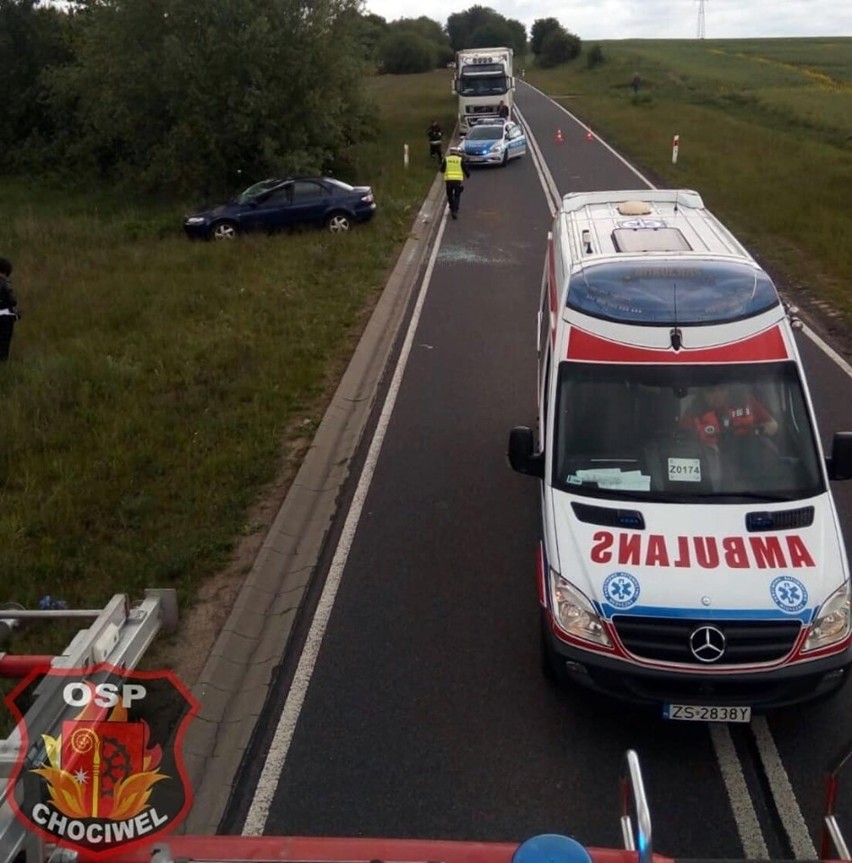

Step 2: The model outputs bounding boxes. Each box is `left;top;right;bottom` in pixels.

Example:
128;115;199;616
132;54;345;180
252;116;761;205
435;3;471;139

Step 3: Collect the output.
1;39;850;710
0;70;456;696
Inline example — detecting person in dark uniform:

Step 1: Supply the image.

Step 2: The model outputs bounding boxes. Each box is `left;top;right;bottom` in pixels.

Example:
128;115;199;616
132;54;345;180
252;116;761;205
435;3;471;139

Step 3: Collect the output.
427;119;443;162
0;257;21;362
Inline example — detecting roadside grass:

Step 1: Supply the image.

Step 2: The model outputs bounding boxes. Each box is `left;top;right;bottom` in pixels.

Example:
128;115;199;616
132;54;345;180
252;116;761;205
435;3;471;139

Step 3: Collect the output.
525;38;852;319
0;69;456;723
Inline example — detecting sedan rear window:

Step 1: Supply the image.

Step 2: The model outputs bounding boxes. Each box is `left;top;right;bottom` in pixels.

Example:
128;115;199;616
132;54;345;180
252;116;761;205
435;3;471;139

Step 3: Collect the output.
324;178;356;192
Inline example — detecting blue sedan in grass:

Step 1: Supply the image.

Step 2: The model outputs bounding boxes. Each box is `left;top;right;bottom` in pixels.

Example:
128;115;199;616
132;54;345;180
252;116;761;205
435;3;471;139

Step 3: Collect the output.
459;119;527;167
183;176;377;240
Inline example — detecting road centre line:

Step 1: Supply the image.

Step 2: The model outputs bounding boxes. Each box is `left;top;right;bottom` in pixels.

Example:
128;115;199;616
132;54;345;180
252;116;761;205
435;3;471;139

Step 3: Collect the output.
710;724;770;858
752;717;819;859
241;210;449;836
514;106;561;216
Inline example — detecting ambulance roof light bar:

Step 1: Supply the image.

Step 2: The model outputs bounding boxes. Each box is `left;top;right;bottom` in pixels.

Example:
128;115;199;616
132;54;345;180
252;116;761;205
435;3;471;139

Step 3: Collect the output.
0;589;178;863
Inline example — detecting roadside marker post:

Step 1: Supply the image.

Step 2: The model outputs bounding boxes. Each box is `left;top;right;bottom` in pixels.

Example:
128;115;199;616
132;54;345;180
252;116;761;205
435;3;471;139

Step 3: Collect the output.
404;143;409;168
672;134;680;164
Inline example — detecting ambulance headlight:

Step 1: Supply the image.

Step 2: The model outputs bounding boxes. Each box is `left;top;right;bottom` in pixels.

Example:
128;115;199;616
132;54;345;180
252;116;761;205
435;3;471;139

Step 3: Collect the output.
550;571;611;647
804;582;851;651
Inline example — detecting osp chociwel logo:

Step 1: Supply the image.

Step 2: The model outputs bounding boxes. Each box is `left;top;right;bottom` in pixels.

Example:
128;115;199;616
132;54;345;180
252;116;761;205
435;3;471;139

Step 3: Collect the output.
5;663;199;858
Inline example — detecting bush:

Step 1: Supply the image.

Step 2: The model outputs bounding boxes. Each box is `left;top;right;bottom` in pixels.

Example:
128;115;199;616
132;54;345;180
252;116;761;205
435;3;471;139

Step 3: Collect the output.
378;32;437;74
586;44;605;69
539;29;581;68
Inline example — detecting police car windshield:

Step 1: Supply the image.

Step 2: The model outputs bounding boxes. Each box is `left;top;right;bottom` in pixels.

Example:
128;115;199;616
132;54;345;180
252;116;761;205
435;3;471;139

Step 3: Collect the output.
466;125;503;141
553;361;824;502
567;260;780;324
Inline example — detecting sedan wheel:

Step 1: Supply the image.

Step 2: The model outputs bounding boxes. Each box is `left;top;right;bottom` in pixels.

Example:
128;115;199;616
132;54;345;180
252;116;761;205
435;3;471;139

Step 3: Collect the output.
212;221;238;240
326;213;352;233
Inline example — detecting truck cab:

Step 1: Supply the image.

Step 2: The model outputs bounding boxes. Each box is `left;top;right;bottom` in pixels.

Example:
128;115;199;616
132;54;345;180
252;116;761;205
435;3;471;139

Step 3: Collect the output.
508;189;852;720
454;47;514;133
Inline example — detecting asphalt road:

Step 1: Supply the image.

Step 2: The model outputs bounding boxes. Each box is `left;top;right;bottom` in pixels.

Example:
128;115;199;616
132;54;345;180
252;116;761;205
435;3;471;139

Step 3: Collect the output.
225;81;852;859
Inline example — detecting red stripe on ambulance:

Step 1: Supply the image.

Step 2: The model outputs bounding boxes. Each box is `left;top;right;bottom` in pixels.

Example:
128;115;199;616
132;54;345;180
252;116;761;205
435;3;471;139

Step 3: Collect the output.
566;326;789;363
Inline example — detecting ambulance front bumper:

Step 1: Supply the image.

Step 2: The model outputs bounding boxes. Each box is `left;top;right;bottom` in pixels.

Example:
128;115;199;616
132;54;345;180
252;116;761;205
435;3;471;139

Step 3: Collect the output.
544;624;852;712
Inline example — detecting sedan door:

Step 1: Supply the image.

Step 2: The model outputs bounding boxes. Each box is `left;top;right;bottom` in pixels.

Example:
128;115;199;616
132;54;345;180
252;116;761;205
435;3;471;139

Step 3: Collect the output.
285;180;335;229
240;184;293;233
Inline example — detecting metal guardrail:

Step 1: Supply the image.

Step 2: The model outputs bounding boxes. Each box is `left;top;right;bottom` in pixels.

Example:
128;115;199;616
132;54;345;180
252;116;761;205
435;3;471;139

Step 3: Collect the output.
0;589;178;863
620;749;653;863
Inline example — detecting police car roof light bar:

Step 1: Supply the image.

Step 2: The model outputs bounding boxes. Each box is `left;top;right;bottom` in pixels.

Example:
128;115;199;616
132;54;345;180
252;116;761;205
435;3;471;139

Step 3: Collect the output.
0;589;178;863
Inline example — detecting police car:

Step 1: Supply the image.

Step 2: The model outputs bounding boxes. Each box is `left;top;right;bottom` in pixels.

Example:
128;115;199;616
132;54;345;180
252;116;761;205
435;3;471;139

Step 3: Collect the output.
508;189;852;719
459;119;526;166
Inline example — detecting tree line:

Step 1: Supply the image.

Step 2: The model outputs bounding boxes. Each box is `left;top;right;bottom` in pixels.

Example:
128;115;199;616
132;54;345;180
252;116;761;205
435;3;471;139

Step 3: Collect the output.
0;0;585;197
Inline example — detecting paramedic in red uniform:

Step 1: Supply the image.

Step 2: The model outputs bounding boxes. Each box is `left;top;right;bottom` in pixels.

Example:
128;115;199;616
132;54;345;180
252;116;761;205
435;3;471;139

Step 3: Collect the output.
682;383;779;447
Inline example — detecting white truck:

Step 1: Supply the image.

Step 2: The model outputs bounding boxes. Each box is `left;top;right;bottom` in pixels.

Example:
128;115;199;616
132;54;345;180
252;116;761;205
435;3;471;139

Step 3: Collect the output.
508;189;852;720
453;47;514;133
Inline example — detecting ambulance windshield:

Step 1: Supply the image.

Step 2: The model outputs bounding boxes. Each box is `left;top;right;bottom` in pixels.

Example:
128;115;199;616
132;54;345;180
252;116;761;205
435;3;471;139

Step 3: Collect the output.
553;361;824;502
567;261;780;324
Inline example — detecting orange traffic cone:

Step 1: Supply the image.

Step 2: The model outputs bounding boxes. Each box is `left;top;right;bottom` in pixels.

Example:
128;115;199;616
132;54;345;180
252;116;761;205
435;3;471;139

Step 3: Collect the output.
555;129;564;143
585;129;594;142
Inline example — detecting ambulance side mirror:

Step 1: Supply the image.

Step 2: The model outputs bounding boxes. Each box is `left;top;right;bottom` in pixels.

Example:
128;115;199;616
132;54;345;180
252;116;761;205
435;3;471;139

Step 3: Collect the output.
827;432;852;481
508;426;544;478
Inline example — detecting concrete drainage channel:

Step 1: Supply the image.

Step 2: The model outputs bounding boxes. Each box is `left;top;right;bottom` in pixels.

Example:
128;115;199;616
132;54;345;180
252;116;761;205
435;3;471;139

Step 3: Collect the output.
180;172;448;834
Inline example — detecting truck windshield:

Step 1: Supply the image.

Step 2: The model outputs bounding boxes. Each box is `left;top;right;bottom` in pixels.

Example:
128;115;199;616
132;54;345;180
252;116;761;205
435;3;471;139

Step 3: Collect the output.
552;360;824;502
458;76;508;96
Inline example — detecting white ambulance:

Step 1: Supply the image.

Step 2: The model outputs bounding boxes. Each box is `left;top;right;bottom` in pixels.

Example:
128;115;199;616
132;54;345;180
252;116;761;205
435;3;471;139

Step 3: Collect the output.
508;189;852;721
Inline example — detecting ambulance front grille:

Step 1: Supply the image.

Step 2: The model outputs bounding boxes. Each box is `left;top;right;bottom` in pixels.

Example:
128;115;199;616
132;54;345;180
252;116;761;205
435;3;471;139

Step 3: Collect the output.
612;616;802;665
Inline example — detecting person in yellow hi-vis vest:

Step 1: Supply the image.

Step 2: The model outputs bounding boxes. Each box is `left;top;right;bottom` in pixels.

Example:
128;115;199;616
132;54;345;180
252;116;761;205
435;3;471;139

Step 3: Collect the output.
439;146;471;220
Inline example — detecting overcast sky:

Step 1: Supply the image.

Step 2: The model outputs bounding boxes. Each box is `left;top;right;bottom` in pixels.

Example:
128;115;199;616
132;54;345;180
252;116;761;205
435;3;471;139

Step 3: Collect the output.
363;0;852;40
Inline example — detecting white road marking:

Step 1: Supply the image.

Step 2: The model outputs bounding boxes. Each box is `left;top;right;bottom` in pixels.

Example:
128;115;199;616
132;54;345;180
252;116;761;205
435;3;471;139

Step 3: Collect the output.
800;322;852;379
242;217;449;836
752;716;819;859
710;724;770;858
514;105;561;215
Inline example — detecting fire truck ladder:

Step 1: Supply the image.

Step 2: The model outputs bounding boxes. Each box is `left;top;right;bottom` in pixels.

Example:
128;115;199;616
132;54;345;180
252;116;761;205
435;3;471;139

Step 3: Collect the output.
0;589;178;863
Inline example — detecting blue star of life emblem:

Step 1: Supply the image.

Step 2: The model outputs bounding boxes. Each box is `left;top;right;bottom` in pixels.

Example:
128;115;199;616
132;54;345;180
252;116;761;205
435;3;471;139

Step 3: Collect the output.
603;571;640;609
770;575;808;613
